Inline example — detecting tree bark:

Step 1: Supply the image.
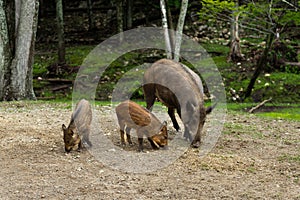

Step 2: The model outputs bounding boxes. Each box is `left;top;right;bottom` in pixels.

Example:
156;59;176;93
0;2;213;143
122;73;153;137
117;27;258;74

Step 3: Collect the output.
0;0;11;99
174;0;188;62
56;0;66;64
0;0;38;101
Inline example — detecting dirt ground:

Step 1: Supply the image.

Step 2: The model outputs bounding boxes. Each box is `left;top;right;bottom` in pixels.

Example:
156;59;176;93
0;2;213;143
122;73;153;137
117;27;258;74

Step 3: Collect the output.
0;101;299;199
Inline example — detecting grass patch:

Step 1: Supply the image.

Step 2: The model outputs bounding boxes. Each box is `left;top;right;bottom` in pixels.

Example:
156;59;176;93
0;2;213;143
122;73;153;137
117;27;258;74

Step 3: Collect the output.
223;121;263;139
278;154;300;163
255;105;300;121
226;102;300;121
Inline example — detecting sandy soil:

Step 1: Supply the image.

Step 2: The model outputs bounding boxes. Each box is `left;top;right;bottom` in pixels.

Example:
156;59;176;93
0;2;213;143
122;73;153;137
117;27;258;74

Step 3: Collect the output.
0;101;299;199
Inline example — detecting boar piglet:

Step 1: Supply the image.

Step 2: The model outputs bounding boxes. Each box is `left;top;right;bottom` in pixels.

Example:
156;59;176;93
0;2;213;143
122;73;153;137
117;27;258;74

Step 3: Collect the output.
115;100;168;152
62;99;92;152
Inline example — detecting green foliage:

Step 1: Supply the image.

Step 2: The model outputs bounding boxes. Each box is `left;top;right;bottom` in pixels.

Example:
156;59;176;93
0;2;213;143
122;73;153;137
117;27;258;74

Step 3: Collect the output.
167;0;181;9
242;0;300;36
278;10;300;26
198;0;236;22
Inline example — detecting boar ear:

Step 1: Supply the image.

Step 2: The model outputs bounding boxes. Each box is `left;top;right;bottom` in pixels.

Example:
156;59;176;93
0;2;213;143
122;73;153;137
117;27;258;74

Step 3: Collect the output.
162;121;167;126
206;102;217;114
62;124;67;131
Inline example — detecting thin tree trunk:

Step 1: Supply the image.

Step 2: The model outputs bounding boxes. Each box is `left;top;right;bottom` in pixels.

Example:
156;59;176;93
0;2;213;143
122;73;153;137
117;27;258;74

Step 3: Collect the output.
116;0;124;41
227;11;244;62
166;0;175;54
126;0;133;29
87;0;95;30
56;0;65;64
174;0;188;62
160;0;172;59
244;32;275;99
244;1;277;100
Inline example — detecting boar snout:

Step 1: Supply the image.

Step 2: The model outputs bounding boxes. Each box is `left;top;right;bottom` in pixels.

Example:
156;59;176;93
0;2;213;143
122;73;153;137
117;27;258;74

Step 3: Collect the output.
62;124;81;153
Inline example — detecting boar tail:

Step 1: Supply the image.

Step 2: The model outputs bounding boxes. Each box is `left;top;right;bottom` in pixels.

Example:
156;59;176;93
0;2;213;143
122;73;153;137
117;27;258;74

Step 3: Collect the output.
206;102;217;114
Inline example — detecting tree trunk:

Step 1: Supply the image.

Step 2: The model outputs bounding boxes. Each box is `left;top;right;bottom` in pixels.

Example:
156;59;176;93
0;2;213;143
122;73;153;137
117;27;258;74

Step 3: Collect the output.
56;0;66;64
116;0;124;41
174;0;188;62
244;32;275;100
166;0;175;54
0;0;11;99
87;0;95;30
160;0;172;59
0;0;38;101
126;0;133;29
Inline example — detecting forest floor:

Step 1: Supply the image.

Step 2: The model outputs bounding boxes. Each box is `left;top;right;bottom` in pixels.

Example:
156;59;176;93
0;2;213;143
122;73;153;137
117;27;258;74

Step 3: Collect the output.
0;101;299;199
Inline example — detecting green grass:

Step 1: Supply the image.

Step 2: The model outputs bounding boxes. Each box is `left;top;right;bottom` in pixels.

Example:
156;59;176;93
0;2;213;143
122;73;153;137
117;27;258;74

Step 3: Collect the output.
225;103;300;121
256;106;300;121
201;42;230;55
278;154;300;163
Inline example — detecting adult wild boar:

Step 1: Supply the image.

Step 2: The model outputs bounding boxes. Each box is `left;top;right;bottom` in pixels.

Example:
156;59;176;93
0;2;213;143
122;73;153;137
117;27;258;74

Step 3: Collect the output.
143;59;214;148
62;99;92;152
115;100;168;152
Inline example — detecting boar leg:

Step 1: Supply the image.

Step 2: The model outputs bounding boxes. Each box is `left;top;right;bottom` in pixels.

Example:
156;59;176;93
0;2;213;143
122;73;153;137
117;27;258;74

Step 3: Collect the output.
191;126;202;148
168;108;180;131
137;138;144;152
191;133;201;148
77;140;82;152
183;128;193;142
83;128;92;147
137;130;144;152
118;119;126;146
120;129;126;146
143;84;156;111
125;127;133;145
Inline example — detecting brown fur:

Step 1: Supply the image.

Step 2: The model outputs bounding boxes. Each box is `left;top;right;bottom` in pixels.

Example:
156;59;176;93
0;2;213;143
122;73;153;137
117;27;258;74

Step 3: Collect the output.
115;100;168;152
143;59;214;148
62;99;92;152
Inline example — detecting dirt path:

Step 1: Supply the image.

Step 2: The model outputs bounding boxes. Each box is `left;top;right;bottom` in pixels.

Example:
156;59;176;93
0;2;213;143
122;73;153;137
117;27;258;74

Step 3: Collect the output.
0;101;299;199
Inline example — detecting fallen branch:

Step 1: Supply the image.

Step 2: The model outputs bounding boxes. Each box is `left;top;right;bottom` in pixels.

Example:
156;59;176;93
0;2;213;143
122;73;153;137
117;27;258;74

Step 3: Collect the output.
51;85;70;91
36;96;56;100
284;62;300;67
36;78;73;83
248;97;272;113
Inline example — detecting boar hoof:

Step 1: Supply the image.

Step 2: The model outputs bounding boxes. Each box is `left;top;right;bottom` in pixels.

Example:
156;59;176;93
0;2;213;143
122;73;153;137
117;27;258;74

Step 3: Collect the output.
120;142;126;147
128;142;134;147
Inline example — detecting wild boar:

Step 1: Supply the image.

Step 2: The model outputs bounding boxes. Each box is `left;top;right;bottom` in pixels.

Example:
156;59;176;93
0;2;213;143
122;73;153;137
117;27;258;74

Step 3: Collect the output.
143;58;215;148
62;99;92;152
115;100;168;152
